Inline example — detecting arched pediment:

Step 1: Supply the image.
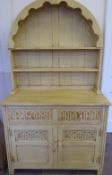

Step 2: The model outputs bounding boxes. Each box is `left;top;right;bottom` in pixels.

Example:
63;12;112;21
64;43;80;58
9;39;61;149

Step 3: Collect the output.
9;0;102;48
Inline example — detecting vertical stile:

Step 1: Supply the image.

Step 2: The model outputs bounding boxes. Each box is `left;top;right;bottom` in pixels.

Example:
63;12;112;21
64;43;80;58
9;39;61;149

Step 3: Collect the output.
10;51;17;93
95;48;103;94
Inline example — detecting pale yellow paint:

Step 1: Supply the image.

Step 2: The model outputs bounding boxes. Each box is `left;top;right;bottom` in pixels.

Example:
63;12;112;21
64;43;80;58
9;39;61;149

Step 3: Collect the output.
1;1;109;175
13;67;99;73
9;0;102;48
2;90;109;106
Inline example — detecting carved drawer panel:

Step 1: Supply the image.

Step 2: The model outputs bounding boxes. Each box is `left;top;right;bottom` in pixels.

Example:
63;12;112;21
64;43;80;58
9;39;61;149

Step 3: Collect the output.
6;107;53;123
58;107;103;124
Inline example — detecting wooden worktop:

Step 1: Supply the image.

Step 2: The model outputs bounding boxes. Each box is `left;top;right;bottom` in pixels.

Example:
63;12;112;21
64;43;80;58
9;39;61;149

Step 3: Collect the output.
2;89;110;106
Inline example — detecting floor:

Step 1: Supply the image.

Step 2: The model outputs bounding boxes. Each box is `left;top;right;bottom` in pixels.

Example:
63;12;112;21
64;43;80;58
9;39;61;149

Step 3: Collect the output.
0;134;112;175
103;134;112;175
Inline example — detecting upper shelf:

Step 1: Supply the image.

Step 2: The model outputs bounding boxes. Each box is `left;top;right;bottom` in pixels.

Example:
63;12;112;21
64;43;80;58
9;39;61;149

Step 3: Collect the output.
13;67;99;73
10;47;102;51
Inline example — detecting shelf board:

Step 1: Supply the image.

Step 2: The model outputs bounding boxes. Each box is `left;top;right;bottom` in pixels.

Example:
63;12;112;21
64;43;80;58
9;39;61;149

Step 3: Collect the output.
13;67;99;73
10;47;101;51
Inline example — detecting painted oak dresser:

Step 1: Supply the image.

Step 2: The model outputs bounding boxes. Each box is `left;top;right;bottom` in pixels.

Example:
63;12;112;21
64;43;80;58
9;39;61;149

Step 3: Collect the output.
2;0;110;175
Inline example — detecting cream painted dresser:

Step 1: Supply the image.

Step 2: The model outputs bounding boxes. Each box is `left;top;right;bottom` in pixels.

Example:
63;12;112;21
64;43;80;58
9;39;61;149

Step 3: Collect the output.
2;0;110;175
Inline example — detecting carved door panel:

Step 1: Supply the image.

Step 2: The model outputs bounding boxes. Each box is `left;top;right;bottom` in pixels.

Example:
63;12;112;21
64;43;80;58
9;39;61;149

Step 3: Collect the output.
57;125;101;169
9;125;53;168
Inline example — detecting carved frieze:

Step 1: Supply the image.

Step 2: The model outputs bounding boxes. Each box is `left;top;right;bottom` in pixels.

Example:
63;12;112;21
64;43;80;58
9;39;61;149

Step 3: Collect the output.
63;129;97;141
58;110;102;122
7;108;52;121
14;129;48;141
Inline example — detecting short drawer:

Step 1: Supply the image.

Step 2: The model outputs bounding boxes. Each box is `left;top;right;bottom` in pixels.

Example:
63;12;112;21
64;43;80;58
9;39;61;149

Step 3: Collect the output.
58;107;103;124
6;106;53;124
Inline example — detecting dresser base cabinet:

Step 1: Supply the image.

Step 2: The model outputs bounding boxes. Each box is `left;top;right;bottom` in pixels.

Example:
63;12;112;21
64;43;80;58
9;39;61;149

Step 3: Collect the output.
2;104;108;175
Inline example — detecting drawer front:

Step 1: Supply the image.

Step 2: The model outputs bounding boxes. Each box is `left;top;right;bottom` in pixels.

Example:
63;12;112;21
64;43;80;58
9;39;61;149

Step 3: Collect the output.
6;106;104;125
6;107;53;124
58;107;103;124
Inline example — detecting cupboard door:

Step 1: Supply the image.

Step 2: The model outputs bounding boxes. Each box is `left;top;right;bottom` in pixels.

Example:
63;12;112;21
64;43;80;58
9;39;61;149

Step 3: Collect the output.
9;125;53;169
57;125;101;169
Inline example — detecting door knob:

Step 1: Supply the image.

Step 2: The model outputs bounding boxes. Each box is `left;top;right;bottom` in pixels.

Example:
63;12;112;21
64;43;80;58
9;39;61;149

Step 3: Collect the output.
52;148;56;152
